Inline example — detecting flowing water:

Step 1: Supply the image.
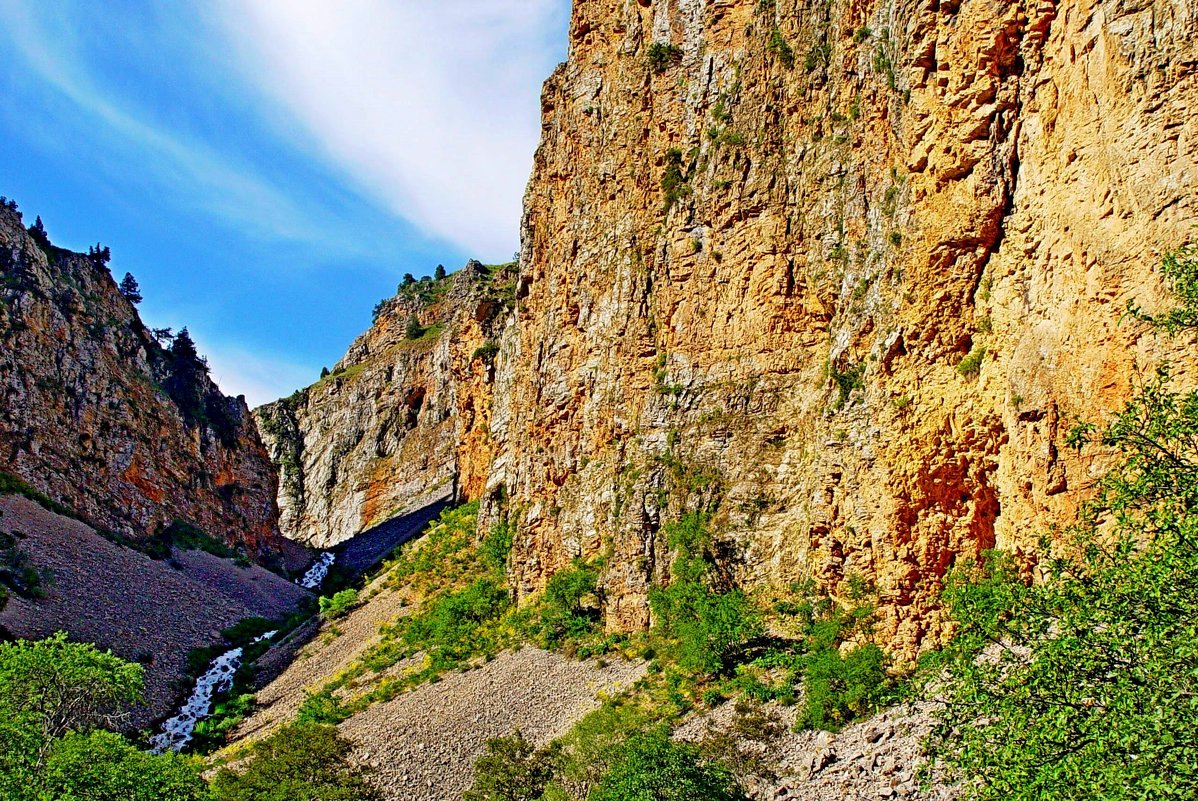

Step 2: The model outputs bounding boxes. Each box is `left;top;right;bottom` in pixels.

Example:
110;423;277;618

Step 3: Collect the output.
297;551;335;589
149;630;276;753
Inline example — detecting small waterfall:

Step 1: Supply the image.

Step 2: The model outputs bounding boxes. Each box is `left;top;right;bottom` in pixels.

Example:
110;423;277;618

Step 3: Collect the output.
297;551;335;589
150;630;276;753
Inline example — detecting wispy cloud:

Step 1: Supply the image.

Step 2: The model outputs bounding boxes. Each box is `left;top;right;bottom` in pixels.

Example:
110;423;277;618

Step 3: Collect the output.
216;0;568;259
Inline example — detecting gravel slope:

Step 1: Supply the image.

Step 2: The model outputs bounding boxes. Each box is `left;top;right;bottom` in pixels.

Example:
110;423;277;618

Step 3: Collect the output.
341;647;646;801
0;495;310;728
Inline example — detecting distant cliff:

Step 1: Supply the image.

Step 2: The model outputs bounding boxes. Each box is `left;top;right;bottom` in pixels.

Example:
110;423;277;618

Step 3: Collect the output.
254;262;509;547
0;202;285;558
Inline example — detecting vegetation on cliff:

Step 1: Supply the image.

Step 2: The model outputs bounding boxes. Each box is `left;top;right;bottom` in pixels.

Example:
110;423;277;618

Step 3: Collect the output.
929;245;1198;799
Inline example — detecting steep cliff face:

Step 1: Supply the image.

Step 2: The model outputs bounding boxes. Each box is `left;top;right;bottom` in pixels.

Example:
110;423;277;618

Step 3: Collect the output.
258;0;1196;655
254;263;510;547
0;204;285;557
482;0;1198;654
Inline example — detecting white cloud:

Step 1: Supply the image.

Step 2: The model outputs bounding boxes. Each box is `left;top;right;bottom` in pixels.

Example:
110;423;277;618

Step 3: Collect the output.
216;0;567;260
192;334;315;409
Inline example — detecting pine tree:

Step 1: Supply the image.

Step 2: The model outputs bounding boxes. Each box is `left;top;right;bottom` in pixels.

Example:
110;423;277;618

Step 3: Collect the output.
402;273;416;287
434;264;447;280
118;273;142;304
320;366;330;378
88;243;111;267
28;216;48;246
405;314;423;340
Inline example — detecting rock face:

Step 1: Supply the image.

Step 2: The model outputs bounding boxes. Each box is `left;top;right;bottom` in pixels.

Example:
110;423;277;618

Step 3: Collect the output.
484;0;1198;654
254;263;509;548
261;0;1198;655
0;204;286;556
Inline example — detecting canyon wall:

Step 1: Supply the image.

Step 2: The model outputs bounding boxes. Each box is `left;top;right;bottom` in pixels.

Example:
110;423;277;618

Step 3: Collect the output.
484;0;1197;654
0;204;286;557
254;263;509;547
263;0;1197;655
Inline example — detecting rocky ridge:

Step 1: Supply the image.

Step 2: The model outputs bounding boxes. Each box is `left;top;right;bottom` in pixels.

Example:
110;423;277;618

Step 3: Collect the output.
0;204;287;555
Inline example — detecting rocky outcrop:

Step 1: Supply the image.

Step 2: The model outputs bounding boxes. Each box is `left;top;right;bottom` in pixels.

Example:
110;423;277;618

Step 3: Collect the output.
481;0;1198;656
0;204;286;557
254;263;510;547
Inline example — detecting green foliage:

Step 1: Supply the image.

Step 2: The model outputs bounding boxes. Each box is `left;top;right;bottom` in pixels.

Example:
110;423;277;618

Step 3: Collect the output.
650;514;763;676
40;730;207;801
318;588;359;620
1127;242;1198;334
796;642;887;731
474;340;501;364
0;471;80;521
660;148;691;210
929;265;1198;797
0;634;207;801
404;578;510;667
829;361;865;407
210;723;383;801
589;727;747;801
853;26;873;43
0;533;50;601
955;346;985;377
767;28;795;69
481;518;514;572
462;730;556;801
296;688;350;725
538;560;601;650
647;43;682;73
405;314;424;339
148;519;238;561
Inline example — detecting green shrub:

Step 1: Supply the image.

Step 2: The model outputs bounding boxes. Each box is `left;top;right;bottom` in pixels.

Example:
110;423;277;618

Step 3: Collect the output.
318;588;359;620
462;730;555;801
590;727;747;801
797;642;888;731
956;346;985;377
210;723;382;801
929;246;1198;799
41;730;208;801
649;514;763;675
647;42;682;73
481;518;513;572
538;560;601;650
768;28;795;69
296;688;350;725
661;148;690;210
473;340;501;364
405;314;423;339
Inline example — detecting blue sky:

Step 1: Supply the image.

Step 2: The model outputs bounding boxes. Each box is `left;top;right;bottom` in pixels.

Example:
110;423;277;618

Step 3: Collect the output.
0;0;569;405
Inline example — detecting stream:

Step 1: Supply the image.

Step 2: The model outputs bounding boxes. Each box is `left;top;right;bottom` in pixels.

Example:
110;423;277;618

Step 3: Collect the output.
297;551;335;588
149;630;276;753
150;550;335;753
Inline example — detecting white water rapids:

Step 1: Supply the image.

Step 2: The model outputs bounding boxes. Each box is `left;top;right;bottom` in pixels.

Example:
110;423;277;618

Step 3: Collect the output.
151;552;334;753
297;551;335;588
149;630;276;753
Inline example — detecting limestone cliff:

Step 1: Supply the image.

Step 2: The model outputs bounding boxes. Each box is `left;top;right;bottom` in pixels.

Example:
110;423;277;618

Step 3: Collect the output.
254;263;510;547
262;0;1197;656
483;0;1198;654
0;203;286;557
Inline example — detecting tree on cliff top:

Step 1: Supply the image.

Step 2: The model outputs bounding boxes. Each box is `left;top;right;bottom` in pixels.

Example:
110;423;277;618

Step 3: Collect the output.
118;272;142;304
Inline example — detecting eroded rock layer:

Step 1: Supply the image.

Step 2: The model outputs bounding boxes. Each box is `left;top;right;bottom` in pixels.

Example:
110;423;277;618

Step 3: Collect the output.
483;0;1198;655
0;205;285;556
